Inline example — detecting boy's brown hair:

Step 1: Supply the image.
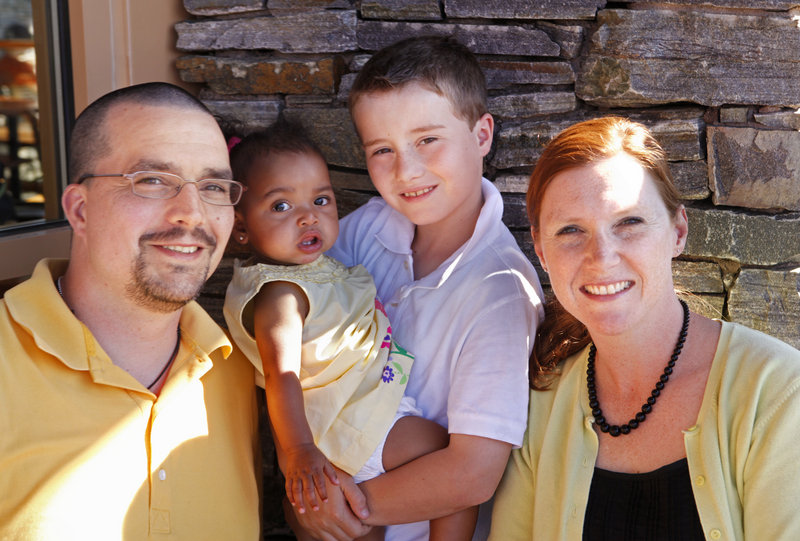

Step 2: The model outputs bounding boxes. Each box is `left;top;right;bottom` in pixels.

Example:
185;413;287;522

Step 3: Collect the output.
348;35;488;127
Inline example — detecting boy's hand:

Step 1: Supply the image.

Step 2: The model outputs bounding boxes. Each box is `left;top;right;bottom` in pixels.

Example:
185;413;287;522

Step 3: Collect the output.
293;467;372;540
284;443;339;513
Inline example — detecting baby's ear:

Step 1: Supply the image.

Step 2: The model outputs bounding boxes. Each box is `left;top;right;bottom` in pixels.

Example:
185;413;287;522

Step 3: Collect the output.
232;212;249;245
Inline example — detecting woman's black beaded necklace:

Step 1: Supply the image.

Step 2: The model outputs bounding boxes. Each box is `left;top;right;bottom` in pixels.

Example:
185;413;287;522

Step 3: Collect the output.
586;299;690;437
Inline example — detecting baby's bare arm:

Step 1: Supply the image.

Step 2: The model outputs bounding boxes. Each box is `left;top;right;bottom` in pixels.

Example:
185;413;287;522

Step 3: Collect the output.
253;281;338;512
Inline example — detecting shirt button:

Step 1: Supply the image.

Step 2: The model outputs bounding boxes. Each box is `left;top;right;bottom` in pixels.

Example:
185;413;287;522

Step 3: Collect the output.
158;469;167;481
694;475;706;487
695;475;705;486
709;528;721;539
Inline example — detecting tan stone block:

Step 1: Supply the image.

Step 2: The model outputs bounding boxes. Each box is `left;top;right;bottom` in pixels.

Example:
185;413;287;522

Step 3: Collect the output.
177;56;340;95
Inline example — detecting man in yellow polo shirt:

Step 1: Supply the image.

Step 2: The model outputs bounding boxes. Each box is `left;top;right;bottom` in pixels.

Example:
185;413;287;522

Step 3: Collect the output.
0;83;261;539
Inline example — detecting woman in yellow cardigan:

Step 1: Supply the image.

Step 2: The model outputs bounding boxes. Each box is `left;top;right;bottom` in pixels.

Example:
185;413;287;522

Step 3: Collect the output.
490;117;800;541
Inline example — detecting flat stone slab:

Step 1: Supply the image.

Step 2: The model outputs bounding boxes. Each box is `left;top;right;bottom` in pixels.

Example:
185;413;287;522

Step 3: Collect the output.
444;0;607;20
361;0;441;19
184;0;262;16
577;9;800;107
488;92;577;120
684;206;800;266
492;113;702;169
176;10;357;52
357;20;560;56
200;95;282;133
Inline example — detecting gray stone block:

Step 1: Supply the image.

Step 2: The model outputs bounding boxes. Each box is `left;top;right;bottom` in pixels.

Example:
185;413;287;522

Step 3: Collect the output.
283;108;364;169
577;9;800;107
754;110;800;130
175;10;357;52
672;260;724;294
483;61;574;88
670;160;710;201
708;126;800;211
357;21;560;56
361;0;441;20
719;106;748;124
184;0;263;16
200;95;282;133
445;0;606;20
493;174;529;194
538;22;584;59
684;206;800;266
631;0;797;7
492;113;702;169
268;0;354;8
728;268;800;350
489;92;576;120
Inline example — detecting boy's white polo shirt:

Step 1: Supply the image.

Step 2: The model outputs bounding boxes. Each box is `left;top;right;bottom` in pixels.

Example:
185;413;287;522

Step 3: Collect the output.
329;177;544;446
329;178;544;540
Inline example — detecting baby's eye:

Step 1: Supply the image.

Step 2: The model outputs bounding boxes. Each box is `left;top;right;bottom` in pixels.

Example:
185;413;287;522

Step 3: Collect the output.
314;196;331;206
272;201;291;212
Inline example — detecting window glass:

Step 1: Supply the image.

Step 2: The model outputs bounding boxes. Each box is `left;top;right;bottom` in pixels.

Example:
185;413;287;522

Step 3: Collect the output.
0;0;71;231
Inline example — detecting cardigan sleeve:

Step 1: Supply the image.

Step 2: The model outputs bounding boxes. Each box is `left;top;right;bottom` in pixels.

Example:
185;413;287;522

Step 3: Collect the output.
741;376;800;539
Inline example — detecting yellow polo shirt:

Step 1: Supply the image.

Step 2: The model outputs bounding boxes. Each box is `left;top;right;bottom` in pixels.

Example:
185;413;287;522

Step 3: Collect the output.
0;259;261;540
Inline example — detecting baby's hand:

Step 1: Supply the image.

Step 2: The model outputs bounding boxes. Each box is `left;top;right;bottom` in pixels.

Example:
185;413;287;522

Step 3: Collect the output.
283;443;339;513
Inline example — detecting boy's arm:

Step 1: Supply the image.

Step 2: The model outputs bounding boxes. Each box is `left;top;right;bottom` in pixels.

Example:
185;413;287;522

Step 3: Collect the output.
253;282;338;512
294;433;511;537
359;433;511;523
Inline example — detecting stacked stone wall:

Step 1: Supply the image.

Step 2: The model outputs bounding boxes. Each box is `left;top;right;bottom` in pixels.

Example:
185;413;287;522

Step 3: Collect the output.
178;2;800;534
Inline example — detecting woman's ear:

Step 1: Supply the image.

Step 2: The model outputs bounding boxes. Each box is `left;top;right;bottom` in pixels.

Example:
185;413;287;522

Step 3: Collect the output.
673;205;688;257
62;184;88;236
531;226;547;273
232;212;249;245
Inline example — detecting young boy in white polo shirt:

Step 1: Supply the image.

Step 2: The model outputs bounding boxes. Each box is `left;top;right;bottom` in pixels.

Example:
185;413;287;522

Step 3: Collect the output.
293;35;545;541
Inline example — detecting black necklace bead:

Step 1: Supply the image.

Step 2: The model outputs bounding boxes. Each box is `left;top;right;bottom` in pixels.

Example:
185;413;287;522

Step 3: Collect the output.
586;299;690;437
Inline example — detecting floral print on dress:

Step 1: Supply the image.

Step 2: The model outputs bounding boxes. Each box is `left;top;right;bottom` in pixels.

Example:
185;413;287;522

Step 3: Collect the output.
375;298;393;350
381;341;413;385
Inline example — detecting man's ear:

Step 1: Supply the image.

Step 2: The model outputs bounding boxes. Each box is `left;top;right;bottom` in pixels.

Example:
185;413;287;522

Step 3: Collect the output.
474;113;494;158
232;212;249;245
62;184;88;236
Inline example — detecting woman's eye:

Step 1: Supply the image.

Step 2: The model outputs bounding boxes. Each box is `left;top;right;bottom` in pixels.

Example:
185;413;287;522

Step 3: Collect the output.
314;196;330;206
372;147;391;156
556;225;580;236
272;201;290;212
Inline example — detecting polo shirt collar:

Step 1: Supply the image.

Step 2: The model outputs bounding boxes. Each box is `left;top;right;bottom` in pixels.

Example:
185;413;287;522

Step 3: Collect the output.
374;178;504;287
5;258;232;375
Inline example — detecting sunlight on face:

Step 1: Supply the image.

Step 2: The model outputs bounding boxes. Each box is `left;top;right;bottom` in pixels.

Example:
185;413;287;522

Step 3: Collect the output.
534;152;687;337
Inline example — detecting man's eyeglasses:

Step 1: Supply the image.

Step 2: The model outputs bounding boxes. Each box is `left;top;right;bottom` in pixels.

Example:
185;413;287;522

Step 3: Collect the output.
78;171;246;206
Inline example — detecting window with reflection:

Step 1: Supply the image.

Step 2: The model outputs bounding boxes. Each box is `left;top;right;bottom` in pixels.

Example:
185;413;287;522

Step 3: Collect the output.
0;0;71;230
